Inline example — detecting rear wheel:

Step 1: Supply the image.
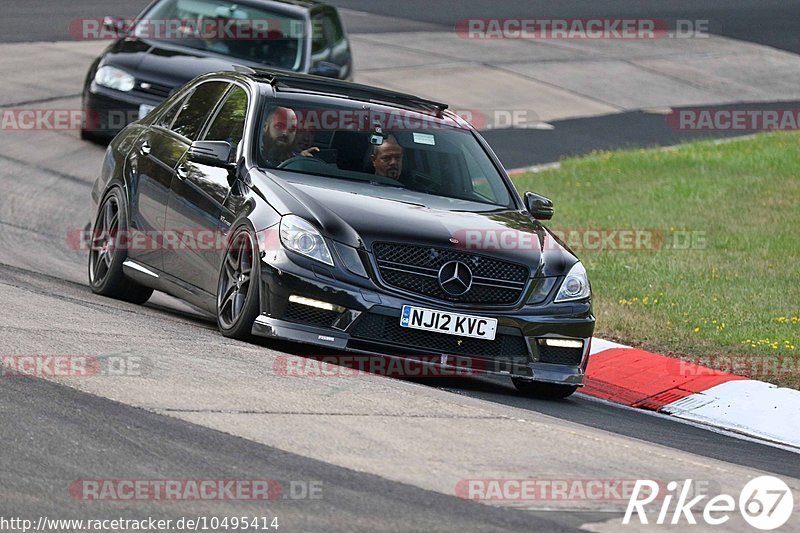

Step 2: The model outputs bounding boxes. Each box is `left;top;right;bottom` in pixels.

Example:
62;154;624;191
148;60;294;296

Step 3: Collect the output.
217;227;260;340
512;378;578;399
88;186;153;304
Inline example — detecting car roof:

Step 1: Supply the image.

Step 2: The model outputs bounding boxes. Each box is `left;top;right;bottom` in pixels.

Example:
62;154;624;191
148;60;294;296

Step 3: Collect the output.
195;0;329;18
214;67;471;130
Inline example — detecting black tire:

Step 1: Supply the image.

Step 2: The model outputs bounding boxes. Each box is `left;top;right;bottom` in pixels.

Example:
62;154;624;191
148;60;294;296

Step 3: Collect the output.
88;186;154;305
512;378;578;399
80;99;112;144
216;226;261;340
80;98;100;143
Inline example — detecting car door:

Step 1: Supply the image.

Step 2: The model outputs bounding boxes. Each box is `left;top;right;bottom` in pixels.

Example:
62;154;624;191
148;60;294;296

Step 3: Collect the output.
128;92;191;271
163;83;249;295
130;80;230;272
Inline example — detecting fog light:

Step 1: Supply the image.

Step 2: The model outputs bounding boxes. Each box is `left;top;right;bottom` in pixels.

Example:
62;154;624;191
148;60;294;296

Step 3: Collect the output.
288;295;345;313
538;338;584;349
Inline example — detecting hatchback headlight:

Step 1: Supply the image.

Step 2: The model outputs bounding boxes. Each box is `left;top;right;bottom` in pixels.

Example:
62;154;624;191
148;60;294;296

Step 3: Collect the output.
94;66;135;92
554;262;591;302
279;215;333;266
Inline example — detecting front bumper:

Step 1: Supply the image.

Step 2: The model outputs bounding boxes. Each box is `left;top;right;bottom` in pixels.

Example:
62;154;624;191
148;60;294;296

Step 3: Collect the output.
252;246;595;386
83;84;163;137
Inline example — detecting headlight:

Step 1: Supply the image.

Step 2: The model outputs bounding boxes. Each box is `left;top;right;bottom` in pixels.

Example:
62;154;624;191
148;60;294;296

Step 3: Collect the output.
554;262;591;302
94;66;135;92
279;215;333;266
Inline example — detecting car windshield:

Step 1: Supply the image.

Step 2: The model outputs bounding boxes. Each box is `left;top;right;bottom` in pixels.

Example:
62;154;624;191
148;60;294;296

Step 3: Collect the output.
254;102;514;210
134;0;304;71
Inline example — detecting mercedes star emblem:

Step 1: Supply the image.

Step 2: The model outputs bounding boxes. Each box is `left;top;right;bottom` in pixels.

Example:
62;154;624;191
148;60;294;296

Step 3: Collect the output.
438;260;473;296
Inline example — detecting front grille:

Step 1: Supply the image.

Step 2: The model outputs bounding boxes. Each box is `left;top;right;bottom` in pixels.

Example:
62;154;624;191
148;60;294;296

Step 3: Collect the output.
536;345;584;366
372;243;529;304
135;81;173;99
283;302;341;328
350;313;529;360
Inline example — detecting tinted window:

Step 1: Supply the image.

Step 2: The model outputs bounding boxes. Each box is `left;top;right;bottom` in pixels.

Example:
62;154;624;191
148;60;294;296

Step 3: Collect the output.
155;94;186;128
171;81;229;140
135;0;304;71
204;86;248;157
255;102;513;210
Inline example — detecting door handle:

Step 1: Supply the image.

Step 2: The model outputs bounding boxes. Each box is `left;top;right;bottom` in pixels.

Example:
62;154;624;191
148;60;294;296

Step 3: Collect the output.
139;140;151;155
176;163;189;180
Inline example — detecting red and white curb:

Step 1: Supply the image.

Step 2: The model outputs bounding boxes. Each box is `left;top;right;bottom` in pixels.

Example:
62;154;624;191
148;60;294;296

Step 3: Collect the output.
584;338;800;449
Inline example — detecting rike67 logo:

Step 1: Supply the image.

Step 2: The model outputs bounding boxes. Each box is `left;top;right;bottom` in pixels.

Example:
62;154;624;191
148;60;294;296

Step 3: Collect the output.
624;476;794;530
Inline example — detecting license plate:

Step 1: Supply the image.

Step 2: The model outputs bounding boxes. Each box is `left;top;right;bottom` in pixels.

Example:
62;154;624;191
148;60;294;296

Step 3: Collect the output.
138;104;156;119
400;305;497;341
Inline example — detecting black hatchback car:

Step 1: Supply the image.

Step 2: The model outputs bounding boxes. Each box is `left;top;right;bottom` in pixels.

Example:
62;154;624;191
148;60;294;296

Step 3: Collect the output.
88;69;595;398
81;0;351;139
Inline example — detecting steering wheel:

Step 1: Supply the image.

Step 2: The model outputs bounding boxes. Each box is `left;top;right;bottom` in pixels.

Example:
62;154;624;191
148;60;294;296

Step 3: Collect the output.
277;156;332;171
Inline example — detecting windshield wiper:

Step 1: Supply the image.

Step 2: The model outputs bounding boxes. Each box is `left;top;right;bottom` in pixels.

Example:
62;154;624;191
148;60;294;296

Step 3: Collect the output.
368;180;405;189
450;207;509;213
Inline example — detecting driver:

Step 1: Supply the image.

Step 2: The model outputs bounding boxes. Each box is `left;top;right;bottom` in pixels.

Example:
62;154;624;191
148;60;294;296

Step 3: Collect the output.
260;106;318;166
370;134;403;181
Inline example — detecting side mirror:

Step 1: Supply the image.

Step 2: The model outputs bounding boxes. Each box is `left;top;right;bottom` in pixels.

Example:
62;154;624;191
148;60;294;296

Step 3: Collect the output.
188;141;234;168
309;61;342;78
524;192;554;220
103;16;130;38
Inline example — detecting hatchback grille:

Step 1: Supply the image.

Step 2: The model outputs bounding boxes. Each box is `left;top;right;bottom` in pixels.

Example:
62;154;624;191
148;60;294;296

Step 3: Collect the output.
349;312;528;360
135;81;173;99
372;242;529;304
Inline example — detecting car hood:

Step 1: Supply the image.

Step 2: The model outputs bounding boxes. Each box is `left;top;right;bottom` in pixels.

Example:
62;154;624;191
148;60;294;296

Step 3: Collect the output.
100;38;259;89
256;171;577;277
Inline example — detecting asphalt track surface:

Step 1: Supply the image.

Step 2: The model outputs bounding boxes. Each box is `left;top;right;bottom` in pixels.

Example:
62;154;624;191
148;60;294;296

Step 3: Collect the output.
6;0;799;168
0;374;574;531
5;0;800;54
2;2;800;531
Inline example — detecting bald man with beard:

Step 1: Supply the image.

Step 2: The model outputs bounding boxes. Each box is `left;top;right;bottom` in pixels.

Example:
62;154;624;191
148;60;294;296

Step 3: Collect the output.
370;134;404;181
260;106;319;166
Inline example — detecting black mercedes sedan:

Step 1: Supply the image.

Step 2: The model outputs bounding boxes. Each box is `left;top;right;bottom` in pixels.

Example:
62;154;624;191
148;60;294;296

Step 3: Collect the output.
88;68;595;398
81;0;351;140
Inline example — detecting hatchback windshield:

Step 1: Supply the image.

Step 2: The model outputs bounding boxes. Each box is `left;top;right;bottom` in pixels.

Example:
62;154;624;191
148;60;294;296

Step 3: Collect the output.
135;0;304;71
255;102;513;209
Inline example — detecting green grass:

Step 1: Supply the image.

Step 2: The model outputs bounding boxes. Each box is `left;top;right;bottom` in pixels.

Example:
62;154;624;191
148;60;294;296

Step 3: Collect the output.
512;132;800;388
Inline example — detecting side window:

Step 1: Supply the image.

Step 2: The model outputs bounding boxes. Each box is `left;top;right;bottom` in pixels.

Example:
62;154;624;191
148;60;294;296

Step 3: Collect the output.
203;86;249;158
171;81;230;141
155;94;186;129
459;144;506;204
